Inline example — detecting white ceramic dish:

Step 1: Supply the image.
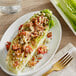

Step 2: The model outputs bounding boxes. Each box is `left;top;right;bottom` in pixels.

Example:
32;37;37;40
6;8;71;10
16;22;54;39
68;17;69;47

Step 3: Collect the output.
32;44;76;76
50;0;76;35
0;11;62;76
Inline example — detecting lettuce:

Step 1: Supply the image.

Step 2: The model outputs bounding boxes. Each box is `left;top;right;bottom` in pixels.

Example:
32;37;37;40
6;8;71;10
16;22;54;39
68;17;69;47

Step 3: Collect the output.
40;9;54;29
40;9;52;17
56;0;76;31
49;19;54;29
6;9;53;74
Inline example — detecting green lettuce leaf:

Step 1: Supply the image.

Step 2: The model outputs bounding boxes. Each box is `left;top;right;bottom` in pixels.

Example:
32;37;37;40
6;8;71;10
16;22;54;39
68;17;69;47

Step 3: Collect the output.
40;9;54;29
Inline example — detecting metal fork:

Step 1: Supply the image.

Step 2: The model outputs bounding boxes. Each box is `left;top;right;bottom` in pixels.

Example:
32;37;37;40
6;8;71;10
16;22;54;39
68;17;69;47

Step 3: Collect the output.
42;53;73;76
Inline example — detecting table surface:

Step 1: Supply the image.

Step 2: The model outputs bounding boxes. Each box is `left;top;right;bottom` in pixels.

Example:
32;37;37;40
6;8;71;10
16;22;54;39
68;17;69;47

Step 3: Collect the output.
0;0;76;76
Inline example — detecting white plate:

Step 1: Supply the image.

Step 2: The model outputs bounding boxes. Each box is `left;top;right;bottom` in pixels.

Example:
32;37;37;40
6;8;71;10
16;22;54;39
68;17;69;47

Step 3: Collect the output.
0;11;62;76
32;44;76;76
50;0;76;35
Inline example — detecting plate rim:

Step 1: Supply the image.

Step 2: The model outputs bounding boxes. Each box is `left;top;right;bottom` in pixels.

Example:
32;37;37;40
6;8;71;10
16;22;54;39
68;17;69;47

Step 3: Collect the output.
0;11;62;75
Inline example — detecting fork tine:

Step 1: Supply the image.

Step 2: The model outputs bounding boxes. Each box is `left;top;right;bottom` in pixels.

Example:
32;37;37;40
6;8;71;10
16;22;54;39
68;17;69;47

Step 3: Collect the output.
60;54;71;65
59;53;70;64
58;53;73;66
58;53;68;63
63;57;73;66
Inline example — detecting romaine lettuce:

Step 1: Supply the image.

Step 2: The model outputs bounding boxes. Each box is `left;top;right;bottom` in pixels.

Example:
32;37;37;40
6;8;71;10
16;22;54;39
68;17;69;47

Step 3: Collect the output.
41;9;54;29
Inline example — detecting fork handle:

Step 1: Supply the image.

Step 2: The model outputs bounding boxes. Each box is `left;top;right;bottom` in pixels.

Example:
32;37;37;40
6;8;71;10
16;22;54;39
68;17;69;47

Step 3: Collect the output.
42;68;54;76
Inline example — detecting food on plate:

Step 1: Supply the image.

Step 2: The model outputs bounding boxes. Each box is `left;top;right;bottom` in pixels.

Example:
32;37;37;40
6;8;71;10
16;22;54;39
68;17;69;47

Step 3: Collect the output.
6;9;54;74
56;0;76;31
27;45;48;67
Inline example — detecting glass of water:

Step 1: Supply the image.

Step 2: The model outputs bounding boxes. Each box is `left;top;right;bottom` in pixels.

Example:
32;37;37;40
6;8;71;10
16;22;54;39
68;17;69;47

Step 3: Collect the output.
0;0;22;14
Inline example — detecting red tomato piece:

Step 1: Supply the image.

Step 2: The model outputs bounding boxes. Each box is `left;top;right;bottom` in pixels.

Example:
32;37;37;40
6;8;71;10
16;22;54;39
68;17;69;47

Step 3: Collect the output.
7;42;11;45
18;31;26;36
19;25;23;30
6;42;11;51
12;44;20;51
23;45;33;54
26;46;33;51
21;31;26;35
37;46;47;54
47;32;52;38
32;56;35;61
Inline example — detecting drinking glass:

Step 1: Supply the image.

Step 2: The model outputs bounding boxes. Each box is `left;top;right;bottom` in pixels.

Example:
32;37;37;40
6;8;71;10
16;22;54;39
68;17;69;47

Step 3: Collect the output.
0;0;22;14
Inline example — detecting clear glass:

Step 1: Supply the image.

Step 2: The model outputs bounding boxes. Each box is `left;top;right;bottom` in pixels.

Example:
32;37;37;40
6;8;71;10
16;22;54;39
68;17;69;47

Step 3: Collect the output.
0;0;22;14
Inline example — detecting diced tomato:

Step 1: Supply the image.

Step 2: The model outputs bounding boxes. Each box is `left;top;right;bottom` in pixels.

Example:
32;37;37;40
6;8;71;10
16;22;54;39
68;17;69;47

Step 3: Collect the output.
18;31;26;36
6;42;11;51
37;47;45;54
47;32;52;38
37;46;47;54
12;45;18;51
37;60;39;63
21;31;26;35
26;46;33;51
12;44;20;51
7;42;11;45
19;25;23;30
23;45;33;54
6;45;9;51
13;61;19;67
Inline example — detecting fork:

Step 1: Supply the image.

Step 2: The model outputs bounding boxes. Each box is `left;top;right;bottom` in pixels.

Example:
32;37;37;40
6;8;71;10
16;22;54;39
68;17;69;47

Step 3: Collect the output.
42;53;73;76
